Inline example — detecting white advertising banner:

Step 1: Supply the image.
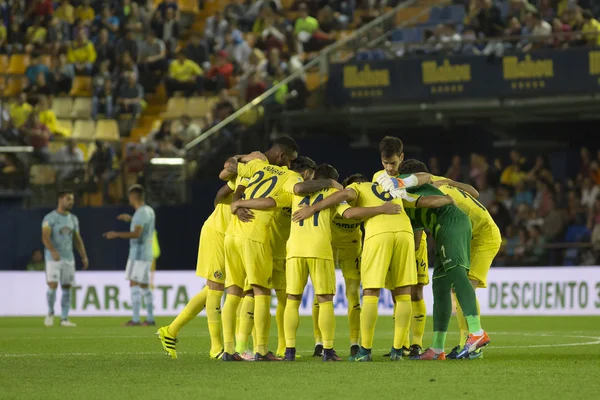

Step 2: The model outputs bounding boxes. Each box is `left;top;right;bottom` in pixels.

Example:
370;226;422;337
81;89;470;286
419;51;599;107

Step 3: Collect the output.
0;267;599;316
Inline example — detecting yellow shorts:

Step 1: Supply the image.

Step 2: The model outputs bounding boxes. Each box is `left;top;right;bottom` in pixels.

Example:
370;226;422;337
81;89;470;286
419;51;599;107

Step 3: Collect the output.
470;226;502;288
415;232;429;286
196;226;225;283
334;246;361;281
362;231;417;290
286;257;336;296
272;258;286;291
224;235;273;289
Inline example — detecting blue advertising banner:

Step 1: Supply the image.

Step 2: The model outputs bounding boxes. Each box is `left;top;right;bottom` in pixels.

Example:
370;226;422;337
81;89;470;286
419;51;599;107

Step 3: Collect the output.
327;48;600;105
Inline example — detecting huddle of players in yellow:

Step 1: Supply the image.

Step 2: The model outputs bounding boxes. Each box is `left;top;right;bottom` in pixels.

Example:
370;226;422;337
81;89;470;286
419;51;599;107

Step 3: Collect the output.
156;135;501;361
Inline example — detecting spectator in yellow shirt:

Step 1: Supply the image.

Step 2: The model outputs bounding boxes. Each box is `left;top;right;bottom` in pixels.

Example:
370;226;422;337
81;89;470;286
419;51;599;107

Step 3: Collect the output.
37;96;70;137
0;21;7;52
500;150;527;186
582;10;600;47
75;0;96;25
9;93;33;129
165;52;204;97
25;17;47;52
55;0;75;25
67;30;97;74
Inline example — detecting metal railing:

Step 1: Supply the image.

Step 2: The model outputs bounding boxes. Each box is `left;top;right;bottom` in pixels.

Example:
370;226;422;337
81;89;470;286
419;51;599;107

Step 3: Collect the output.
185;0;450;152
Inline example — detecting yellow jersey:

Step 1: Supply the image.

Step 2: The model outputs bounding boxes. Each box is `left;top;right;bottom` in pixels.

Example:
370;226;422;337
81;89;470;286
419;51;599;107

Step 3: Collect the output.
287;188;347;260
270;206;292;260
345;182;417;240
67;40;97;64
430;175;498;237
169;59;203;82
203;178;239;234
227;159;302;244
9;103;32;129
331;216;362;249
75;5;95;22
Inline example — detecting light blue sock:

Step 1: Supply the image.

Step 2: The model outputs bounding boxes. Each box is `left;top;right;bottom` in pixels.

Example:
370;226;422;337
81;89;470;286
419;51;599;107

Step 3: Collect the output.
61;288;71;321
131;286;142;323
47;288;57;315
142;288;154;322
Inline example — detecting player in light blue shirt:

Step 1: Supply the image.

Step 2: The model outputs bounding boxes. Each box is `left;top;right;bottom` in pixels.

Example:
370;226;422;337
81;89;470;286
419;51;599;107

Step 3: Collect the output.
42;190;89;327
104;185;156;326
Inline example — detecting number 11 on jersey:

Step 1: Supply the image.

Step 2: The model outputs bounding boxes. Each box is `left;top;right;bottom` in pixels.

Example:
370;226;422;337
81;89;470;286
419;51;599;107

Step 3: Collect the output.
298;194;324;227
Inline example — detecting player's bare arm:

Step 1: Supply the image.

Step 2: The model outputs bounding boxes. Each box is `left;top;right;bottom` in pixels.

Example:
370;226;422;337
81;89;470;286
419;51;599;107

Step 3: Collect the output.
230;182;254;222
341;202;402;219
293;179;343;195
74;231;89;270
117;214;132;222
42;225;60;261
378;172;431;191
414;229;423;249
103;225;143;240
231;197;276;214
219;152;267;181
417;195;456;208
292;189;355;222
431;178;479;198
214;183;235;207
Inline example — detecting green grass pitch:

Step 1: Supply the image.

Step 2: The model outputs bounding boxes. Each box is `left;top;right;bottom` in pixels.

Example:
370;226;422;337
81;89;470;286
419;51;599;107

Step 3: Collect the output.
1;316;599;399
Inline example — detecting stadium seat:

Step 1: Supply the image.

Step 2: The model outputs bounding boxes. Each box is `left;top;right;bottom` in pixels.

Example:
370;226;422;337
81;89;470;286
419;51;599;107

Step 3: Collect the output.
55;119;73;136
0;55;8;72
3;77;27;97
180;0;198;13
29;164;56;185
72;120;96;140
95;119;120;141
52;98;73;119
161;97;186;119
69;77;93;96
306;72;321;91
72;98;92;119
6;54;30;75
85;141;97;161
185;97;209;118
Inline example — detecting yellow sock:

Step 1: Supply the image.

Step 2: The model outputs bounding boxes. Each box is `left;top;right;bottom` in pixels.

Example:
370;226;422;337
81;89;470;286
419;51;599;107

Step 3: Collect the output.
360;295;379;349
312;296;322;344
284;298;301;348
206;289;224;358
275;291;287;355
346;279;361;345
235;296;243;336
411;299;427;347
403;328;410;349
318;301;335;349
454;293;469;347
254;295;271;356
393;294;411;350
222;293;241;354
235;296;254;354
252;326;257;354
168;286;208;337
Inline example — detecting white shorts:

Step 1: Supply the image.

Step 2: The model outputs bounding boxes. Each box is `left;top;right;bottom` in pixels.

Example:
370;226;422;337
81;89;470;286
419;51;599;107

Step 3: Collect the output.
46;260;76;286
125;259;152;284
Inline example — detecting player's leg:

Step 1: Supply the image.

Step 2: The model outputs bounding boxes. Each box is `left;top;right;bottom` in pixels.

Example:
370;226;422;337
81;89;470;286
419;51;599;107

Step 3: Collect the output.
389;232;417;361
311;295;322;357
236;288;255;359
205;279;225;359
353;234;391;362
45;261;60;327
221;235;246;361
410;234;429;356
137;261;154;326
312;259;341;361
124;259;142;326
283;257;309;361
245;240;277;360
272;259;287;357
338;248;361;356
58;260;76;326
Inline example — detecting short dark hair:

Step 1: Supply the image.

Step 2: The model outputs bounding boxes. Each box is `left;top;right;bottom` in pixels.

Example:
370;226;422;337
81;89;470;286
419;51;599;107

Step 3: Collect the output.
379;136;403;158
128;184;145;198
314;164;339;180
273;136;299;155
399;159;428;174
57;189;73;200
583;9;594;20
342;173;368;187
291;156;316;173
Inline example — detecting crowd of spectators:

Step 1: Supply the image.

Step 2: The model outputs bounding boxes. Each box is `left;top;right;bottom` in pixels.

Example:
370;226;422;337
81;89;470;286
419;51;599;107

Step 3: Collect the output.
426;147;600;267
405;0;600;57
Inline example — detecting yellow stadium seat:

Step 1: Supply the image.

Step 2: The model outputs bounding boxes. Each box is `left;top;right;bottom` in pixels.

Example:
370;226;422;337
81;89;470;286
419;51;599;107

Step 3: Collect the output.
95;119;120;141
76;142;88;159
180;0;198;13
69;77;92;96
3;77;27;97
55;119;73;135
185;97;210;118
85;141;97;161
0;55;8;72
161;97;186;119
72;98;92;119
6;54;30;75
30;165;56;185
72;120;96;140
52;98;73;119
